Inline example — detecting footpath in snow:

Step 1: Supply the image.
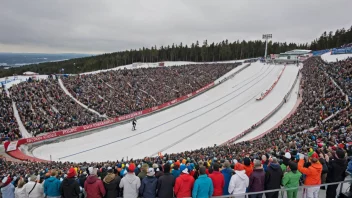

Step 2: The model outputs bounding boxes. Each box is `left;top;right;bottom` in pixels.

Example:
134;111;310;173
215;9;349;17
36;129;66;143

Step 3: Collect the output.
58;78;106;118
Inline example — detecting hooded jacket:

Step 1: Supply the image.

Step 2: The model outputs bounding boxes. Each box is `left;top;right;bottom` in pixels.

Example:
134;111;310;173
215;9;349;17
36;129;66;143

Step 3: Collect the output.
265;163;283;190
228;170;249;197
209;171;225;196
192;175;213;198
220;168;233;195
243;164;253;177
84;175;106;198
298;159;322;185
139;176;158;198
157;173;175;198
174;173;195;197
249;168;265;192
60;177;80;198
119;173;141;198
282;170;302;189
103;173;121;198
326;157;347;183
44;176;61;197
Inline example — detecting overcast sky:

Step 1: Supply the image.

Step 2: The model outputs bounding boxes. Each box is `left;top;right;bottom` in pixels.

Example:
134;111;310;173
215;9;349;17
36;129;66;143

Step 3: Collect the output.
0;0;351;54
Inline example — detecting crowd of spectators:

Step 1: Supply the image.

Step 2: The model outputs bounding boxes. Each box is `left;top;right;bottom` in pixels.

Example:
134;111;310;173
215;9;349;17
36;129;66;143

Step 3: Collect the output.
9;77;104;137
0;89;20;143
1;57;352;197
62;63;240;117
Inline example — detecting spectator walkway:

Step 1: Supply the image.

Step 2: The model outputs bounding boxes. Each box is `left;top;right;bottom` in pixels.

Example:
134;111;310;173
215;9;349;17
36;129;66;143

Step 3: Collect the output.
58;78;106;118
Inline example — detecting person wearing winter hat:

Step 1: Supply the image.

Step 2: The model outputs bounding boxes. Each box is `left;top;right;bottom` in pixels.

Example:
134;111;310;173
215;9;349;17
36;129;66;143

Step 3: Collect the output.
221;160;233;195
140;168;158;198
119;163;141;198
1;176;15;198
44;170;61;198
138;163;149;181
84;167;106;198
157;163;175;198
172;162;181;179
174;164;195;197
282;162;302;198
192;166;213;198
60;168;80;198
209;163;225;196
326;148;347;198
103;167;121;198
243;157;253;177
298;152;322;198
228;163;249;198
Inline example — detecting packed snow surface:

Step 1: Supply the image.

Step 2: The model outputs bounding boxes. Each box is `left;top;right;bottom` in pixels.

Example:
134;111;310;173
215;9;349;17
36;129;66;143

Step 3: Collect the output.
32;62;299;162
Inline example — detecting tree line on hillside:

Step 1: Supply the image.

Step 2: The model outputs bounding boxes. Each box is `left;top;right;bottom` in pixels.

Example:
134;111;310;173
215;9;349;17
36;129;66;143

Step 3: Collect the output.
0;25;351;78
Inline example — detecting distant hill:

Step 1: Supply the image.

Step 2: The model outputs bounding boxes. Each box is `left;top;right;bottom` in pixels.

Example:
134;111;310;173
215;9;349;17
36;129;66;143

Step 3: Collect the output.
0;53;93;67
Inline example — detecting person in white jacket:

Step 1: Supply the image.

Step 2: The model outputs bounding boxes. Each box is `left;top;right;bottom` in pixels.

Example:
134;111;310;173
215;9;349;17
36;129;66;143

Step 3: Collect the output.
119;164;141;198
15;178;26;198
228;163;249;198
23;175;44;198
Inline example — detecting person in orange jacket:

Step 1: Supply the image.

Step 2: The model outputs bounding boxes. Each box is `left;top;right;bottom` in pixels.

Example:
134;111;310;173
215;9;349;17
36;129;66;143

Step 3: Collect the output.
243;157;253;177
174;165;195;197
209;163;225;196
297;152;322;198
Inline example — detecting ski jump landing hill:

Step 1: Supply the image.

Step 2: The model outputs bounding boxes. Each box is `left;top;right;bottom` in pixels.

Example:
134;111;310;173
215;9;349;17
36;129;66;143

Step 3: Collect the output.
4;61;253;162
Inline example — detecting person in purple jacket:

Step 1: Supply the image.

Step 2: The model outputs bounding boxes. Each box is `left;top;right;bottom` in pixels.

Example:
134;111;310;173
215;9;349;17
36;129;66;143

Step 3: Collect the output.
249;160;265;198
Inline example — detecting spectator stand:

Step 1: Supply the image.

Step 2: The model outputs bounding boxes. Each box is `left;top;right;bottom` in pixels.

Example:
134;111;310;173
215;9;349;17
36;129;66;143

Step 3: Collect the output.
4;63;249;162
58;77;106;118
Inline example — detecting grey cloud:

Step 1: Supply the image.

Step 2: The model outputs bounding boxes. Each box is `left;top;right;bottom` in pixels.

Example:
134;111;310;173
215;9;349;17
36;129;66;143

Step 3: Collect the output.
0;0;351;53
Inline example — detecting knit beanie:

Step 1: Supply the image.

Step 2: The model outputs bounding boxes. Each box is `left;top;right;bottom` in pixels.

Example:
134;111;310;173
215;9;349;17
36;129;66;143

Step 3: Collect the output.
243;157;251;166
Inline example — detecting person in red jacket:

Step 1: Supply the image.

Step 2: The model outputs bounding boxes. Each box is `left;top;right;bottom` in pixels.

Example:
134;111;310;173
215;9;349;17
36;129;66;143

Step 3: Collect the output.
174;165;195;197
84;167;106;198
209;163;225;196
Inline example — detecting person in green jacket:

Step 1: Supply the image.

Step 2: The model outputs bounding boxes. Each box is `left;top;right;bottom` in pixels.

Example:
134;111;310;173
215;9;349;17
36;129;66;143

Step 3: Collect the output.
192;166;213;198
282;162;302;198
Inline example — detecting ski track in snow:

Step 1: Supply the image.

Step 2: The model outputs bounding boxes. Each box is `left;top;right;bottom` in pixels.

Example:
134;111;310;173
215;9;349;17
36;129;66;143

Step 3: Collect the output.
32;62;299;162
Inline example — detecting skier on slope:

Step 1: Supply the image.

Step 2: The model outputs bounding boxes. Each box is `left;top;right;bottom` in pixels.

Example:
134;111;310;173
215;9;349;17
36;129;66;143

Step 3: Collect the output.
132;117;137;131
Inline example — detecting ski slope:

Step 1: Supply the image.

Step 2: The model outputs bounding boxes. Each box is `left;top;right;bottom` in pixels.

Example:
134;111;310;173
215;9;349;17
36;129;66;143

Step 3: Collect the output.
32;62;299;162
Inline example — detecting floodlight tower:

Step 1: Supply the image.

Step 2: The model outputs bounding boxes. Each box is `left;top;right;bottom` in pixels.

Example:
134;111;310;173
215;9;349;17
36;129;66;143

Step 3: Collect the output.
262;34;272;61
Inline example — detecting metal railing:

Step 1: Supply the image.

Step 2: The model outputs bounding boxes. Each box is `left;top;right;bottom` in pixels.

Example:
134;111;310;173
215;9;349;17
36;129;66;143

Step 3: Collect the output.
211;179;352;198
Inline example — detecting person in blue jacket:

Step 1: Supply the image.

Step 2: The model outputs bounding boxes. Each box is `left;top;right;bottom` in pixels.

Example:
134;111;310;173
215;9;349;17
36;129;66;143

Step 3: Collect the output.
44;170;61;198
221;160;233;195
192;166;213;198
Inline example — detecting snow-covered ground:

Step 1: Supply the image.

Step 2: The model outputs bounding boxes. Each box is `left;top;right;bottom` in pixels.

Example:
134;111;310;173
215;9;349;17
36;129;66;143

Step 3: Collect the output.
80;60;247;75
32;62;299;162
321;52;351;62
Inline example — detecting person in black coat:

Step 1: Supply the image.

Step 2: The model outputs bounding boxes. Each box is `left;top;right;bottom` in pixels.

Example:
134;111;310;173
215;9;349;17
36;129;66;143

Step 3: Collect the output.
265;157;283;198
103;168;121;198
60;168;80;198
157;163;175;198
326;149;347;198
